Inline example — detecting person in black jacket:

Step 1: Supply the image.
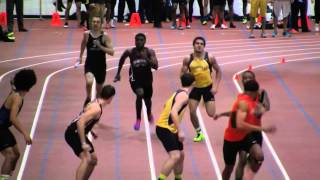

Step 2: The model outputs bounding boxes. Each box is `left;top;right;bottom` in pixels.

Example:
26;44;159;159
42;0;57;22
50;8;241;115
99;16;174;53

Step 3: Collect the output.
5;0;28;42
152;0;164;28
291;0;310;32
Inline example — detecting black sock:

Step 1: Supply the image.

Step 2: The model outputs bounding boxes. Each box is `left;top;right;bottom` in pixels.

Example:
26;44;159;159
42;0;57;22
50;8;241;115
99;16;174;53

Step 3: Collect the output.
136;97;142;119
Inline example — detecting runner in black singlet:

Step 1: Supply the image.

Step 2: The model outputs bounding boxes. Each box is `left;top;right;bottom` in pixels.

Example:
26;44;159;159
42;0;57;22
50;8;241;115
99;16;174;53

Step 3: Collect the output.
113;33;159;131
0;69;36;180
64;85;115;180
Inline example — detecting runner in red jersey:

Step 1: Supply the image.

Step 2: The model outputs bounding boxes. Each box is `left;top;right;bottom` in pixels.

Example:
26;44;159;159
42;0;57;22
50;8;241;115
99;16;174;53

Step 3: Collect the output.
221;80;276;180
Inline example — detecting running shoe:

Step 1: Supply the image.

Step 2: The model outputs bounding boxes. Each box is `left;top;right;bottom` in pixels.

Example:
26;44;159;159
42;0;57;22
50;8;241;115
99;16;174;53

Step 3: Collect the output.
134;119;141;131
193;132;205;142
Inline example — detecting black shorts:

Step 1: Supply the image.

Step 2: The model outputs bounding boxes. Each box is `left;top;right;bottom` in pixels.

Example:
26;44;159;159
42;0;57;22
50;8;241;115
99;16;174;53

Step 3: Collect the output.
64;126;94;157
172;0;187;5
84;62;106;84
223;132;263;165
223;139;245;165
156;126;183;152
0;128;17;151
189;84;215;102
242;132;263;152
129;80;153;99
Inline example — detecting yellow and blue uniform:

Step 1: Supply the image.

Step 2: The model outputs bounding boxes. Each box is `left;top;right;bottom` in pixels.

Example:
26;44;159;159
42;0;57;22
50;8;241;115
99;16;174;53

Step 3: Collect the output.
156;89;188;152
188;52;215;102
188;55;212;88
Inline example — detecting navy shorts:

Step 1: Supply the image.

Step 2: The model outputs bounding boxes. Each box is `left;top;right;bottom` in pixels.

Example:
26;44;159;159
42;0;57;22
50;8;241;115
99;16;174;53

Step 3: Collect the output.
64;126;95;157
156;126;183;152
0;128;17;151
189;84;215;102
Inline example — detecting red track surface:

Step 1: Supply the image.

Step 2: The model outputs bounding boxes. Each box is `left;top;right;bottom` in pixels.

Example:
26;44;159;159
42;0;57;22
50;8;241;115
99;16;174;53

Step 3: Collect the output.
0;19;319;180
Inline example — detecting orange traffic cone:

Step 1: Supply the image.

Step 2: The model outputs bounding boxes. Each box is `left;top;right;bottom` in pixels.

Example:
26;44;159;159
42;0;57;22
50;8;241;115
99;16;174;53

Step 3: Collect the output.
234;74;240;80
280;57;286;64
51;12;62;26
0;12;7;26
129;13;141;27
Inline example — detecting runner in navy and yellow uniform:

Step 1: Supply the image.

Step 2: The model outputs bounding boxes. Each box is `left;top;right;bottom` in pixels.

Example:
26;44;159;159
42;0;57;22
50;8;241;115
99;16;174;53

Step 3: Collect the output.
78;16;114;107
181;36;222;142
0;69;36;180
65;85;115;180
156;73;195;180
221;80;275;180
114;33;159;131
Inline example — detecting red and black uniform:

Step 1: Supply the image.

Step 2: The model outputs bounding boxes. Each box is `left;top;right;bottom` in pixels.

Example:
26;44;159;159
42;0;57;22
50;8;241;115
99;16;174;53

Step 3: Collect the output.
223;94;261;165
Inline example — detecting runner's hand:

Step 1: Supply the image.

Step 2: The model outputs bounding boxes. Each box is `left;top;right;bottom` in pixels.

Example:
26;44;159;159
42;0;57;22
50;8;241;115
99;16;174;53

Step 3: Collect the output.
82;143;91;151
24;135;32;145
74;58;81;68
213;114;220;120
211;88;218;95
178;131;185;142
263;125;277;133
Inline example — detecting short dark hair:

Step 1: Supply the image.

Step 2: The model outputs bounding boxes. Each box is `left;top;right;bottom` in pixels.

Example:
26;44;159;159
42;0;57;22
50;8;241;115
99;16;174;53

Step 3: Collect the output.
193;36;206;47
13;69;37;91
135;33;146;40
244;80;259;92
180;73;195;87
242;70;256;79
100;85;116;99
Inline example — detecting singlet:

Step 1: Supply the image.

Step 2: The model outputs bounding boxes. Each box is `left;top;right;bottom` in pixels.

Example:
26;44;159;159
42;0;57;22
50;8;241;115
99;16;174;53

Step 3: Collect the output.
0;92;24;128
188;52;213;88
129;47;153;83
224;94;260;142
86;31;106;66
156;89;188;133
68;100;103;135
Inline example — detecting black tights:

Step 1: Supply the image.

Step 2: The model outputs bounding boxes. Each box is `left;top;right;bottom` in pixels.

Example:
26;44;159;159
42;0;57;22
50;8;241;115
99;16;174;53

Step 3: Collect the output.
136;97;152;119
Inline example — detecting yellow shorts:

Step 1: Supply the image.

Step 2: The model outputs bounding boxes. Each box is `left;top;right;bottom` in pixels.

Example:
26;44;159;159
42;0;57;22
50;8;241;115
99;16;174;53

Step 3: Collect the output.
250;0;267;17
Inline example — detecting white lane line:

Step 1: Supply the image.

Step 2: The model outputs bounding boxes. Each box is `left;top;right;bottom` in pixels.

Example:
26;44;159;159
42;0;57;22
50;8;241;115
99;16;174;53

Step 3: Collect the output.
17;65;75;180
16;65;127;180
154;42;320;57
142;101;157;180
158;63;222;179
1;36;318;63
3;48;319;87
230;57;318;180
5;38;317;178
0;57;76;83
197;111;222;180
0;52;79;64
